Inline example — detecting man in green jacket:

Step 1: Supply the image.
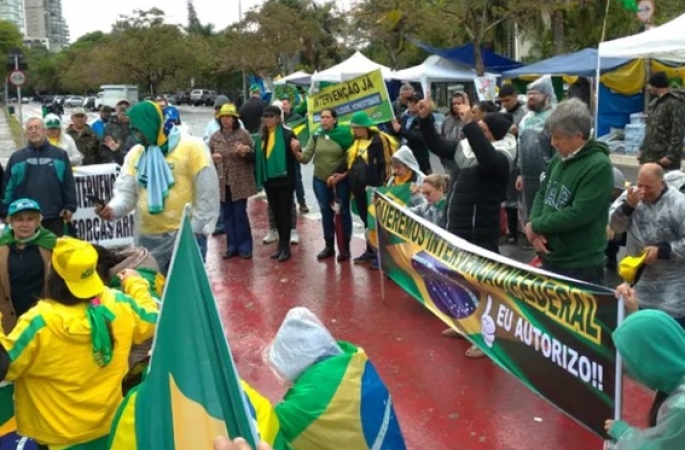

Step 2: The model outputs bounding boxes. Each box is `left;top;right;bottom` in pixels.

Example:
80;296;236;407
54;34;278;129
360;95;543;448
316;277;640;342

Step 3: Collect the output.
524;98;613;285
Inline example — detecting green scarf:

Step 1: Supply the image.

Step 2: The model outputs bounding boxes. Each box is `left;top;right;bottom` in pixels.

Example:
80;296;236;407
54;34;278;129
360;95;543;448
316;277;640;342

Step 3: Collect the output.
86;297;116;368
254;124;289;189
126;101;169;153
0;226;56;250
109;267;164;300
316;124;354;153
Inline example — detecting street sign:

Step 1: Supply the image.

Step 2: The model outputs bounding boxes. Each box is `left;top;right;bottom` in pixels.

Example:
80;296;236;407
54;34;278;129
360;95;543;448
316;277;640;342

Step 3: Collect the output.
8;70;26;87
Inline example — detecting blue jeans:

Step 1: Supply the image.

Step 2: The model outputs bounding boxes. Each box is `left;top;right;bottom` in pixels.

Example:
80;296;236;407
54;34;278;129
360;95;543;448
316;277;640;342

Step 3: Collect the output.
294;162;306;204
313;178;352;240
222;199;253;254
196;234;207;262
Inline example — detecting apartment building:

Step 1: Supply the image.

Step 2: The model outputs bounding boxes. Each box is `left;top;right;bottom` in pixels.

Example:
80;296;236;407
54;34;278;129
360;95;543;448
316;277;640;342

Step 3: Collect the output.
0;0;25;34
24;0;69;51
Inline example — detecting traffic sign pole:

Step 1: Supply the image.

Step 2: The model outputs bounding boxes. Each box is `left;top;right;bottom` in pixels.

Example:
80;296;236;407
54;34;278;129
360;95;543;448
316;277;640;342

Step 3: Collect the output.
14;55;21;124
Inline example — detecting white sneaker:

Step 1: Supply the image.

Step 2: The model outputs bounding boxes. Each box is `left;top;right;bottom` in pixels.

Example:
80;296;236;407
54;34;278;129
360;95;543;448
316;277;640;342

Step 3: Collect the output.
290;230;300;245
262;228;278;244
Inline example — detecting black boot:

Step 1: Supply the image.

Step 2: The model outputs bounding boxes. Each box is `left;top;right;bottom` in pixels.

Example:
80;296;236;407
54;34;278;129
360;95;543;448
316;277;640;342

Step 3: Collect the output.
270;245;281;259
278;242;291;262
317;237;335;260
337;237;351;262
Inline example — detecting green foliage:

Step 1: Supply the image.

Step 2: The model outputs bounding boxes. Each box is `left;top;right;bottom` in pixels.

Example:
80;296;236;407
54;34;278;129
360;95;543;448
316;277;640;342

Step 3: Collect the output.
17;1;685;95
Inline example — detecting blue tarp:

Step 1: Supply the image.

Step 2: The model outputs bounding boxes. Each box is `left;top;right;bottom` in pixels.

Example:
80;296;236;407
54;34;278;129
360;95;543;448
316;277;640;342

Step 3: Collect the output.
501;48;632;78
409;39;523;73
597;83;643;137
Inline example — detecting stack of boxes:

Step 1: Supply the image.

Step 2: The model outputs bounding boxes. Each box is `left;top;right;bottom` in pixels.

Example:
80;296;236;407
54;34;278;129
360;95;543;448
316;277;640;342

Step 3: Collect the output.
623;113;646;155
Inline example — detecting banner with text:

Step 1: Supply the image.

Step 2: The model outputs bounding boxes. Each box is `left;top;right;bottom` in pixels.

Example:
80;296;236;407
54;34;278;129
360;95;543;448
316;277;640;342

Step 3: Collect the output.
307;69;394;133
73;164;135;247
374;192;620;437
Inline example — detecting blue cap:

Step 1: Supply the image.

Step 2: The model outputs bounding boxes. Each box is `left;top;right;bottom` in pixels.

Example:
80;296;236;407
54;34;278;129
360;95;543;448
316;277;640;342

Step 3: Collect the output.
8;198;41;216
163;106;180;122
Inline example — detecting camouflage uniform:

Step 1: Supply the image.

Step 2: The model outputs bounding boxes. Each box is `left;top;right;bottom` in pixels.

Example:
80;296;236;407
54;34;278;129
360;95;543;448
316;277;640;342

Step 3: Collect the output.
66;124;100;165
639;91;685;171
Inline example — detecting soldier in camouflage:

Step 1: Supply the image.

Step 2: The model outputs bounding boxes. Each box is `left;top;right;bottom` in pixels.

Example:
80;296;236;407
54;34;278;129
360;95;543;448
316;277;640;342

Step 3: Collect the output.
638;71;685;171
66;107;100;165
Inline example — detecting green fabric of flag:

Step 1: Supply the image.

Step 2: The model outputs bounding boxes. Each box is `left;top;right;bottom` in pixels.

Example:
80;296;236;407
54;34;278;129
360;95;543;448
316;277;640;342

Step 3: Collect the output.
617;0;639;12
289;117;310;147
254;125;289;190
109;268;164;300
129;213;258;448
360;184;413;230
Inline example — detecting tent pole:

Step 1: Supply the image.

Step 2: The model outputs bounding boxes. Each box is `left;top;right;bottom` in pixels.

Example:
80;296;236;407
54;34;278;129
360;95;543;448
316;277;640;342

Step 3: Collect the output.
594;0;612;139
600;0;611;43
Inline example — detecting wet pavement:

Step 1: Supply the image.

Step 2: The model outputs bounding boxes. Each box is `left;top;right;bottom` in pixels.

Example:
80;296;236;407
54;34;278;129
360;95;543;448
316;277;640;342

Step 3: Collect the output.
16;103;652;448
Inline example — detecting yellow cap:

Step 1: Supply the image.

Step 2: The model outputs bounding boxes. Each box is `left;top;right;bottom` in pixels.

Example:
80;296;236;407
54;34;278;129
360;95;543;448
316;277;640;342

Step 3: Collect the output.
618;253;647;285
52;238;105;299
218;103;239;117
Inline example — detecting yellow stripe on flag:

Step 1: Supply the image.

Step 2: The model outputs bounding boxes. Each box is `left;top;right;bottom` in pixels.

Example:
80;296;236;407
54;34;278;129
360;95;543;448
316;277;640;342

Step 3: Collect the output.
170;374;228;448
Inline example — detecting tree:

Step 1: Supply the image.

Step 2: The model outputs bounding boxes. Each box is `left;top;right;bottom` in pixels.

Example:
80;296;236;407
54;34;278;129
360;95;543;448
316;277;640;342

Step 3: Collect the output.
186;0;215;36
106;9;197;95
426;0;571;74
0;21;23;59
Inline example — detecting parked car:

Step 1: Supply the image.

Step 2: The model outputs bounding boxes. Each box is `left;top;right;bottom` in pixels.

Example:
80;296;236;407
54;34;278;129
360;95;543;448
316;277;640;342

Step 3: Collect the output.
175;91;189;105
83;96;96;111
65;96;84;107
190;89;217;106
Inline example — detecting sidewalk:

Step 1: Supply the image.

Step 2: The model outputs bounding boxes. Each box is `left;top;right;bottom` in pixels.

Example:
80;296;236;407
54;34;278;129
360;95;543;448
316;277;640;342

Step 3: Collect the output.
0;108;19;166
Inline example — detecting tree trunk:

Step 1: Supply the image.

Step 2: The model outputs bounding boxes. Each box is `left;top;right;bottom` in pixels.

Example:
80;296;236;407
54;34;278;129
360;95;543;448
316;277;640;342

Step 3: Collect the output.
473;39;485;76
552;10;565;54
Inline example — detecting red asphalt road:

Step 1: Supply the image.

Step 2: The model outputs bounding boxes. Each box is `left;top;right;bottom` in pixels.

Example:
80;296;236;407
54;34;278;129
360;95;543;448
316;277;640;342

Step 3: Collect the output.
208;198;652;450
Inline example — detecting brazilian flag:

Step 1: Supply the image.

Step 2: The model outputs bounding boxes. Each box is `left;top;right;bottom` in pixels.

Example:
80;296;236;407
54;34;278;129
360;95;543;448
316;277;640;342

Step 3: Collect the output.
350;185;412;248
108;211;278;449
0;382;16;437
274;342;407;450
288;117;310;147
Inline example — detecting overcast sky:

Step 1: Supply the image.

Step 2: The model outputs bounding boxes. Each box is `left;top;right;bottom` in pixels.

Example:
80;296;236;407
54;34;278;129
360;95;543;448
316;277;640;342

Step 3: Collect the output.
62;0;265;41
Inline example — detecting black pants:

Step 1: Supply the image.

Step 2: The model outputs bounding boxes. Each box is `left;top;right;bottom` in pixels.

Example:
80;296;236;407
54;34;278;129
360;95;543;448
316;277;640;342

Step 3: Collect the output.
41;217;72;237
505;206;518;239
265;185;294;246
542;262;605;286
354;193;373;253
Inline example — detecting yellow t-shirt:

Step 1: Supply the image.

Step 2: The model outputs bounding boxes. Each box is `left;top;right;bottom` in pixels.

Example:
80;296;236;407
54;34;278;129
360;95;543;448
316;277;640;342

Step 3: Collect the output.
127;136;210;234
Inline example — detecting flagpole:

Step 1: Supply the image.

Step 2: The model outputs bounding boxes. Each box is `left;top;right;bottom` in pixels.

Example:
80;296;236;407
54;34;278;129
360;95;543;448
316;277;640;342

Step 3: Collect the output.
374;190;387;304
239;0;247;100
600;0;611;43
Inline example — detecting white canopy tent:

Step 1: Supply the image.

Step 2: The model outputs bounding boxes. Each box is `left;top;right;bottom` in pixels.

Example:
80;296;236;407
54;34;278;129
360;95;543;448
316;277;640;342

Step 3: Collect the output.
392;55;486;82
273;70;311;86
311;51;394;83
598;13;685;62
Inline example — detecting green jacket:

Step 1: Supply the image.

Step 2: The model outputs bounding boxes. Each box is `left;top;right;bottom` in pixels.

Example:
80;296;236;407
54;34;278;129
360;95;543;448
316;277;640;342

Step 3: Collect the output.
607;310;685;449
529;139;613;269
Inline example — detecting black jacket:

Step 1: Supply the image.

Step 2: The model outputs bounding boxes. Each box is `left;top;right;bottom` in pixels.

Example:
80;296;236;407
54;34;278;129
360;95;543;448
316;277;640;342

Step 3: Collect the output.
392;115;431;174
239;97;266;134
258;126;298;189
418;116;510;252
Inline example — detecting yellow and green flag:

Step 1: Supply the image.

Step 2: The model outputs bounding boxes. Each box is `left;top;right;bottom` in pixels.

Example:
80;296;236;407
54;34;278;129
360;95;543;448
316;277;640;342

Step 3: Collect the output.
0;382;16;437
289;117;310;147
109;211;260;449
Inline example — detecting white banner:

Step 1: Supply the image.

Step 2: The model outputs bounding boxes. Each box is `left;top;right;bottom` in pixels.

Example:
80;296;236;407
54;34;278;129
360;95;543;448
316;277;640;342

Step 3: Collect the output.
73;164;134;247
475;75;498;102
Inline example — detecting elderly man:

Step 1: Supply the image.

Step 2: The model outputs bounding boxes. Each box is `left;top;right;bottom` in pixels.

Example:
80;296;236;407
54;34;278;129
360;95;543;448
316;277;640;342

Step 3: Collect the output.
516;76;556;227
524;99;613;285
609;163;685;326
638;72;685;171
67;107;100;165
96;101;220;275
2;117;77;236
393;83;414;118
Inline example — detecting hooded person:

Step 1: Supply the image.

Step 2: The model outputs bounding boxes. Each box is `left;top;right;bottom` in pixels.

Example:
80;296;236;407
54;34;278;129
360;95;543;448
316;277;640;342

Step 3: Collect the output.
387;145;426;207
266;307;407;450
605;310;685;448
44;113;83;166
516;76;556;226
96;101;220;275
